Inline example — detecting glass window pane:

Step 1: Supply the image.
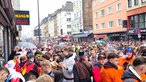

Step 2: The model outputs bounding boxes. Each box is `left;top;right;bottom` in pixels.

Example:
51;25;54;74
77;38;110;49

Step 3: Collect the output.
135;24;139;28
142;0;146;3
135;15;138;23
130;16;134;24
145;14;146;21
130;24;134;28
134;0;139;5
128;0;132;7
139;22;144;28
145;22;146;28
139;14;144;22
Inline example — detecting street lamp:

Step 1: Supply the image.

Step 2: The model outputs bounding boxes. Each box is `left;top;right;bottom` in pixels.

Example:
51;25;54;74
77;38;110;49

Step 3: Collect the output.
37;0;41;46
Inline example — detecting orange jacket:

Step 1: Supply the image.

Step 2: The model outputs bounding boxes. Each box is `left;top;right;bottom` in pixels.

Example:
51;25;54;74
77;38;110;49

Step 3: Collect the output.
100;67;123;82
118;56;135;66
141;74;146;82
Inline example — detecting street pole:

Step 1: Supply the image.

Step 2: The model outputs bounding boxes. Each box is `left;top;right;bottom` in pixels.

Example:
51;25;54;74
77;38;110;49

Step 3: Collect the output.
37;0;41;46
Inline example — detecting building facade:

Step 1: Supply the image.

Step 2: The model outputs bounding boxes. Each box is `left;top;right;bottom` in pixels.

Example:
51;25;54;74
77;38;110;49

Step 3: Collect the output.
72;0;93;42
92;0;127;41
0;0;18;61
57;1;73;41
127;0;146;41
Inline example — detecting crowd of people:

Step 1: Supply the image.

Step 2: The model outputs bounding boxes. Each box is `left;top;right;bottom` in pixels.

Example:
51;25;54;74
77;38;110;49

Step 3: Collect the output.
0;40;146;82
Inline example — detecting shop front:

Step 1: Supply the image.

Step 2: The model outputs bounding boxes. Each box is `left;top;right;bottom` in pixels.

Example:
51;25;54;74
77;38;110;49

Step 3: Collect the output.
106;31;127;41
0;0;17;61
127;29;146;41
73;33;93;42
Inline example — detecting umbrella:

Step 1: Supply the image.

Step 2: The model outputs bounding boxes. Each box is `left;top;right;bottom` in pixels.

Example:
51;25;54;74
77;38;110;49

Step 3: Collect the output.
141;43;146;47
54;44;66;49
17;42;37;49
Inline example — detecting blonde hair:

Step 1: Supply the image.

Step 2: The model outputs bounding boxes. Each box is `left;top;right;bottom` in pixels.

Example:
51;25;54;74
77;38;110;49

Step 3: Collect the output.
40;60;52;68
36;74;53;82
40;60;52;75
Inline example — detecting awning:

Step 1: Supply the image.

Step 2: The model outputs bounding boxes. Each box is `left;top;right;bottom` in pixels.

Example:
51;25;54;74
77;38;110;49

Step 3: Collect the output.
94;34;106;39
74;33;92;38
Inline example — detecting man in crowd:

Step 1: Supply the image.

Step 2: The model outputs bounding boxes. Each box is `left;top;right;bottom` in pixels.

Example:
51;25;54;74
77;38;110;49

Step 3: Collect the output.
73;50;92;82
0;67;9;82
92;54;106;82
119;47;135;69
122;57;146;82
8;46;20;61
100;53;122;82
61;48;75;82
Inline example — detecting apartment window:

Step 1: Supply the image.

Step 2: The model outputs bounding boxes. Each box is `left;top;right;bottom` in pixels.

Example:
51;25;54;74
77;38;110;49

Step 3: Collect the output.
100;0;104;3
67;18;71;21
117;19;122;27
117;3;121;11
95;24;98;30
108;21;114;28
139;14;145;28
130;16;134;28
67;32;71;34
128;0;132;7
94;0;98;5
95;12;98;18
100;9;104;16
67;25;71;28
130;13;146;29
108;6;113;14
134;0;139;5
101;23;105;29
142;0;146;3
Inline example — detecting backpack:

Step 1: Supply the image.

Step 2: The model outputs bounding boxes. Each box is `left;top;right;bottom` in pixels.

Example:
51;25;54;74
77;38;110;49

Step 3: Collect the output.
81;62;93;76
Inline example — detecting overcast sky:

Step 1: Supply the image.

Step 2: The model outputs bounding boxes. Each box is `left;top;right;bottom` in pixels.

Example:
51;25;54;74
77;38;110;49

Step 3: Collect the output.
20;0;67;36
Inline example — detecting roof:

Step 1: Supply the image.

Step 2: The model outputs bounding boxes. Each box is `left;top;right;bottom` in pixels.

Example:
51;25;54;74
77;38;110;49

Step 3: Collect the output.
62;1;73;11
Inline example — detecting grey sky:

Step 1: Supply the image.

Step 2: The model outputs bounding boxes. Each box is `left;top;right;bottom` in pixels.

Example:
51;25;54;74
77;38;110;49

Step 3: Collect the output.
20;0;67;36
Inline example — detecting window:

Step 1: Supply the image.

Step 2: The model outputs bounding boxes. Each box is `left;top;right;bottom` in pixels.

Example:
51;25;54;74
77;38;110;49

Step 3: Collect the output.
130;16;134;28
94;0;98;5
117;19;122;27
108;6;113;14
139;14;145;28
100;0;104;3
95;24;98;30
117;3;121;11
108;21;114;28
142;0;146;3
67;25;71;28
95;12;98;18
67;32;71;34
134;15;139;28
130;13;146;29
67;18;71;21
128;0;132;7
134;0;139;5
101;23;105;29
100;9;104;16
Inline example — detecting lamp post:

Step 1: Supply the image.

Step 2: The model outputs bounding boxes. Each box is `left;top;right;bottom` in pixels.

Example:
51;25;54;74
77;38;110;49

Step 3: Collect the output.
37;0;41;46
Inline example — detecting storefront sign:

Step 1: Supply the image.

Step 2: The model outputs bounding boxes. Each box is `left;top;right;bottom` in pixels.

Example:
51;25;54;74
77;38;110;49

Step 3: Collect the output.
127;29;135;35
127;29;146;35
14;10;30;25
